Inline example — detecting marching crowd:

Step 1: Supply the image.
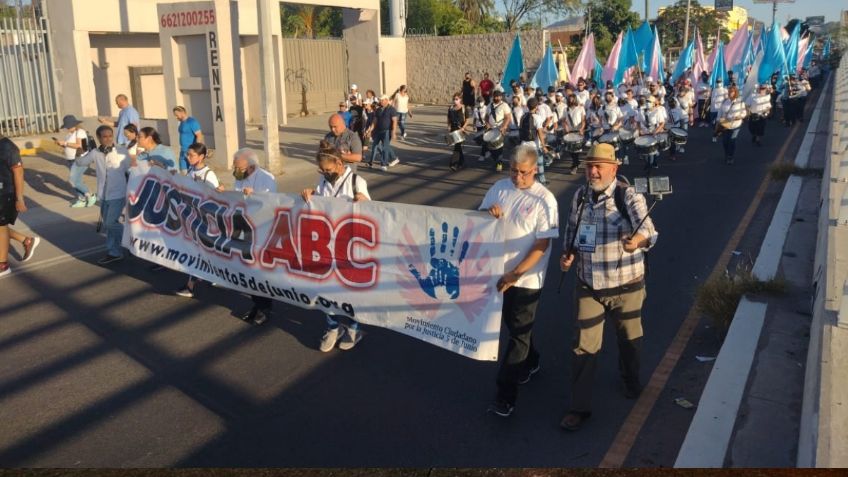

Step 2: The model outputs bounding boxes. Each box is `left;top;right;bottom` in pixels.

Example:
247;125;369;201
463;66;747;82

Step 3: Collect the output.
0;54;826;432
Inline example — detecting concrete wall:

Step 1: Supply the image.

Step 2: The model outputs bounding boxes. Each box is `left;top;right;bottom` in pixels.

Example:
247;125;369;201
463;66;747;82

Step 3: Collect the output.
379;36;407;95
343;8;381;100
405;30;545;105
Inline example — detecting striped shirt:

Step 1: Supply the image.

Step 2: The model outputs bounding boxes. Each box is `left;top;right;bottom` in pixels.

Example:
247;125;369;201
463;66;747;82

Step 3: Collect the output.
719;98;747;129
563;181;658;290
746;93;772;116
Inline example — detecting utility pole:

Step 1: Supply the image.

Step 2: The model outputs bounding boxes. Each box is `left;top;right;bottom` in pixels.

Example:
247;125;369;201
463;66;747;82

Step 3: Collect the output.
683;0;691;49
772;0;778;26
257;0;281;172
645;0;649;21
585;1;592;38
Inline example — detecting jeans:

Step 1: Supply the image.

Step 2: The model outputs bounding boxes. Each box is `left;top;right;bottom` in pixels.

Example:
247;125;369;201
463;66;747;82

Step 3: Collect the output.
370;130;393;167
397;112;407;136
69;161;90;198
722;127;740;158
178;150;190;172
327;314;359;331
536;147;547;183
100;198;125;257
496;286;542;405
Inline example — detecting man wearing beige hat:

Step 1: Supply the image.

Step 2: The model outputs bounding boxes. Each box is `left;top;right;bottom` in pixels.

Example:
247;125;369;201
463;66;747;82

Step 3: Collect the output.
558;143;658;431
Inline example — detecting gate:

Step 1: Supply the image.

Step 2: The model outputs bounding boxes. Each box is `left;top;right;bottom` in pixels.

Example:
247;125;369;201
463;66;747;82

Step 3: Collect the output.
282;38;348;115
0;16;59;137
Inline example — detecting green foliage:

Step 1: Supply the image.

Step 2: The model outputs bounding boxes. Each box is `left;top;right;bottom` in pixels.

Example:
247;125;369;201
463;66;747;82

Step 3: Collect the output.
655;0;729;52
573;0;641;60
503;0;582;31
281;4;343;39
695;266;787;335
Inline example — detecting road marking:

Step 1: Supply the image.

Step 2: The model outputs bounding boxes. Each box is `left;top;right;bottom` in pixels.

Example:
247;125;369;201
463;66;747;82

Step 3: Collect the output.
599;117;804;468
0;244;106;280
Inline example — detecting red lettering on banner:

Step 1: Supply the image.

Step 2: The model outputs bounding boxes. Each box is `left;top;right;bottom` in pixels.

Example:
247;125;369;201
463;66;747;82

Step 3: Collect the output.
259;209;378;288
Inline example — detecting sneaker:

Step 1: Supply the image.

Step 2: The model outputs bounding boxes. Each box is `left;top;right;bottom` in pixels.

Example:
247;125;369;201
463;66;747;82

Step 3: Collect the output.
495;162;503;172
487;399;514;417
240;306;258;323
0;262;10;278
21;236;40;262
86;194;98;207
389;158;400;167
679;147;685;154
97;254;123;265
623;155;629;165
319;326;344;352
560;411;591;431
70;198;87;208
518;362;541;385
380;165;388;171
175;286;194;298
478;155;486;162
403;132;407;139
711;137;717;143
252;309;271;326
338;326;362;350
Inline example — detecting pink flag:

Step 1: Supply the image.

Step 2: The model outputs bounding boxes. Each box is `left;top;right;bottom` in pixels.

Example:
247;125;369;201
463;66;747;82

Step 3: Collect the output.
691;28;708;83
570;33;596;83
796;36;809;72
602;32;623;83
724;21;749;69
648;31;661;80
706;38;719;73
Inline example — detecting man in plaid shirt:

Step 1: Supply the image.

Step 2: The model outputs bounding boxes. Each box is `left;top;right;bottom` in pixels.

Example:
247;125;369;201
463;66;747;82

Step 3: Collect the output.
558;143;658;431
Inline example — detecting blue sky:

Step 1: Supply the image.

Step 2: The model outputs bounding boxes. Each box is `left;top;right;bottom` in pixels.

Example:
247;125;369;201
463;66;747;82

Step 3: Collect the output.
627;0;844;24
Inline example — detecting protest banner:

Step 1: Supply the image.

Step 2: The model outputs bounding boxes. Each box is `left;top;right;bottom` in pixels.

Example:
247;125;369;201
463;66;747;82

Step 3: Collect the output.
123;164;505;360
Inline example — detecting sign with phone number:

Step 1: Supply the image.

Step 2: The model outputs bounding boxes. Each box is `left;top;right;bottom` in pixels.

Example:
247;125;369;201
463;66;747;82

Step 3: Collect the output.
160;9;215;29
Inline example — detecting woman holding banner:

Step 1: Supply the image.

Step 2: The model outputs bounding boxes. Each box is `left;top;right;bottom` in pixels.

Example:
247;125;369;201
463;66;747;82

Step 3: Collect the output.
176;143;218;299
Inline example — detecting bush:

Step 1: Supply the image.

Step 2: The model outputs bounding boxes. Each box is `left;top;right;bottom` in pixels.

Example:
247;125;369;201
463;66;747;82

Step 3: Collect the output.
695;267;787;335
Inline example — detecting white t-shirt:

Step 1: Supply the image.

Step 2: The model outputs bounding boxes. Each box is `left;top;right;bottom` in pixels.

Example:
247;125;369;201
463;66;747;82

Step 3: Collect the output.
235;167;277;193
394;93;409;113
487;102;511;129
746;93;772;116
63;129;87;160
564;105;585;131
479;178;559;289
669;106;687;128
510;105;526;131
603;103;622;129
315;166;370;201
575;89;591;109
719;98;746;129
711;86;728;112
189;165;219;189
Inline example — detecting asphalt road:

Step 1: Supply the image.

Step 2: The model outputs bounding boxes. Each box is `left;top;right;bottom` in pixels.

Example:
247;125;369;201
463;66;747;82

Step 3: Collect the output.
0;88;818;467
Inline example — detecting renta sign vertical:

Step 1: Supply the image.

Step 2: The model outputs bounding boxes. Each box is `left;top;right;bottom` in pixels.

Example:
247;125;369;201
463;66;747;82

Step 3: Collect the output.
208;30;223;122
123;164;507;361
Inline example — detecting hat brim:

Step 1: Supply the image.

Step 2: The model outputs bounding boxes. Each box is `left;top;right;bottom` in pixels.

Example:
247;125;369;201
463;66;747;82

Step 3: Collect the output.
583;157;622;165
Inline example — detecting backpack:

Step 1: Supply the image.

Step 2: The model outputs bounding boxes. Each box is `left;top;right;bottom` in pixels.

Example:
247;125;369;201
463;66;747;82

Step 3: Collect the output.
519;111;534;142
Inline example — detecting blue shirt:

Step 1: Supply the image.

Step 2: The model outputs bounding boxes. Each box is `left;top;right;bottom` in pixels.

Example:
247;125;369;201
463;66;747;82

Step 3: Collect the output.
178;117;202;152
339;110;352;128
139;144;176;171
116;105;140;145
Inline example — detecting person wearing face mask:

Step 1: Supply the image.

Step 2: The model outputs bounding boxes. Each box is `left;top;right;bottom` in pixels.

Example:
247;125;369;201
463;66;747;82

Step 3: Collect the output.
175;143;219;299
575;79;591;110
638;96;666;169
562;94;586;175
216;148;277;325
447;92;468;172
483;90;512;171
74;125;131;265
558;143;658;431
716;84;747;165
302;144;370;352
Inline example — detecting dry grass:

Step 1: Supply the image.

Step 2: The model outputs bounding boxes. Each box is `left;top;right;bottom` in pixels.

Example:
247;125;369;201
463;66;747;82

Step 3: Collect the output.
695;268;787;334
769;162;824;181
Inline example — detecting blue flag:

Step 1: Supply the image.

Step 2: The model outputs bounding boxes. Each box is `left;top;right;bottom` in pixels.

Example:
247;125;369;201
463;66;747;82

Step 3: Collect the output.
530;43;558;91
501;35;525;89
635;21;654;70
594;59;604;86
709;41;728;88
823;37;831;60
671;38;695;84
615;26;639;85
802;42;813;70
733;34;754;83
758;22;788;85
784;24;800;77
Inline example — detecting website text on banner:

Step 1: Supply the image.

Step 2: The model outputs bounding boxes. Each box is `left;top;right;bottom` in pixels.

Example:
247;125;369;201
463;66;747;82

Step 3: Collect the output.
123;165;506;360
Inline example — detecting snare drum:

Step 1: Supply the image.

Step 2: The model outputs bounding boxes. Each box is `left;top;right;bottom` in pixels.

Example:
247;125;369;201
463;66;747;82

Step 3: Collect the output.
619;129;636;144
563;132;584;153
445;129;465;146
483;129;505;150
655;132;671;151
634;136;658;156
669;127;688;145
598;132;620;151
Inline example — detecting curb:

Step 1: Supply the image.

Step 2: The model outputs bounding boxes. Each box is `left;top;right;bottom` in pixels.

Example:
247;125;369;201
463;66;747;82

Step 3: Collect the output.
674;75;831;468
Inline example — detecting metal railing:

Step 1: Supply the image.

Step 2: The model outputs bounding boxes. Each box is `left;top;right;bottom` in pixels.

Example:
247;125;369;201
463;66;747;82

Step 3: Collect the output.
0;16;59;137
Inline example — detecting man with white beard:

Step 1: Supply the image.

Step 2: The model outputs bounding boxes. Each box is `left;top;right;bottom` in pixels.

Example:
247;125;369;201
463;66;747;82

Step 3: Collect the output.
558;143;658;432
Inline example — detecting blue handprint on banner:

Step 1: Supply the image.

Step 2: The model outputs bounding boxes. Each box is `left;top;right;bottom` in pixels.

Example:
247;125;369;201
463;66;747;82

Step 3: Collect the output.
408;222;470;300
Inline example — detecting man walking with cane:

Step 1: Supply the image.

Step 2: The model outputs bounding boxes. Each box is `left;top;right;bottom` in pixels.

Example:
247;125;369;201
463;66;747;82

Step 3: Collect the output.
558;143;658;431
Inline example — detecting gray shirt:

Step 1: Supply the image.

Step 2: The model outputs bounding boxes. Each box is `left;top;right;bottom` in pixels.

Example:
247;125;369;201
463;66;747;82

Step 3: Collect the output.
76;146;131;201
323;129;362;155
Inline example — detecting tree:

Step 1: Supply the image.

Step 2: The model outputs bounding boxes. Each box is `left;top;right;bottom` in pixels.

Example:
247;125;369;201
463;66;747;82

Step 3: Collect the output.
456;0;494;25
281;5;343;38
655;0;728;52
500;0;582;31
572;0;641;60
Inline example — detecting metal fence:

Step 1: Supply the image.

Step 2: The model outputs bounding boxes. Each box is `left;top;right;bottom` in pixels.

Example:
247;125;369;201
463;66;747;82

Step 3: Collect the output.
0;16;59;137
282;38;348;114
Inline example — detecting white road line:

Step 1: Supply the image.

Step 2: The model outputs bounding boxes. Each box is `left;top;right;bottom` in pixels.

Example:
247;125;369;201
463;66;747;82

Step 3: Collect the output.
0;244;106;280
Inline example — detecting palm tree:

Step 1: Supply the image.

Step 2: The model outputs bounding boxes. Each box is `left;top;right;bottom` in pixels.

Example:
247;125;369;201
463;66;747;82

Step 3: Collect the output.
455;0;494;25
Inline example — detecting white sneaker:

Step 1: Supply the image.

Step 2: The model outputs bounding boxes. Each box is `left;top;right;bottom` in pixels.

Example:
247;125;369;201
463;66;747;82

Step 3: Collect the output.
86;194;98;207
679;147;685;153
70;198;87;208
712;137;717;143
389;158;400;167
403;132;407;139
380;165;388;171
338;326;362;351
320;326;344;352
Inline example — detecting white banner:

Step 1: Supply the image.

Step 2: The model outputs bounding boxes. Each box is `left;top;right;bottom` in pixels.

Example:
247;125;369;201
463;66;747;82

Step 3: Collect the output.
123;165;505;360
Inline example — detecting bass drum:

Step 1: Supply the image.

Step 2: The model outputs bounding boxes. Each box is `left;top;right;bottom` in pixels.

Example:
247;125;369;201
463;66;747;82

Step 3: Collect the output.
634;135;658;156
483;129;505;150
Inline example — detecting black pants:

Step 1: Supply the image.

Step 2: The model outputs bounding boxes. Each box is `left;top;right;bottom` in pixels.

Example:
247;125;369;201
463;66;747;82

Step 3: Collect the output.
496;286;542;405
450;142;465;169
251;295;272;312
748;116;766;138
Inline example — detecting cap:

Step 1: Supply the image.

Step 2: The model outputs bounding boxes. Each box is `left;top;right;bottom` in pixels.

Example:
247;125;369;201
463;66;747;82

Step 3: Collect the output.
584;143;621;165
350;84;358;90
555;92;564;97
